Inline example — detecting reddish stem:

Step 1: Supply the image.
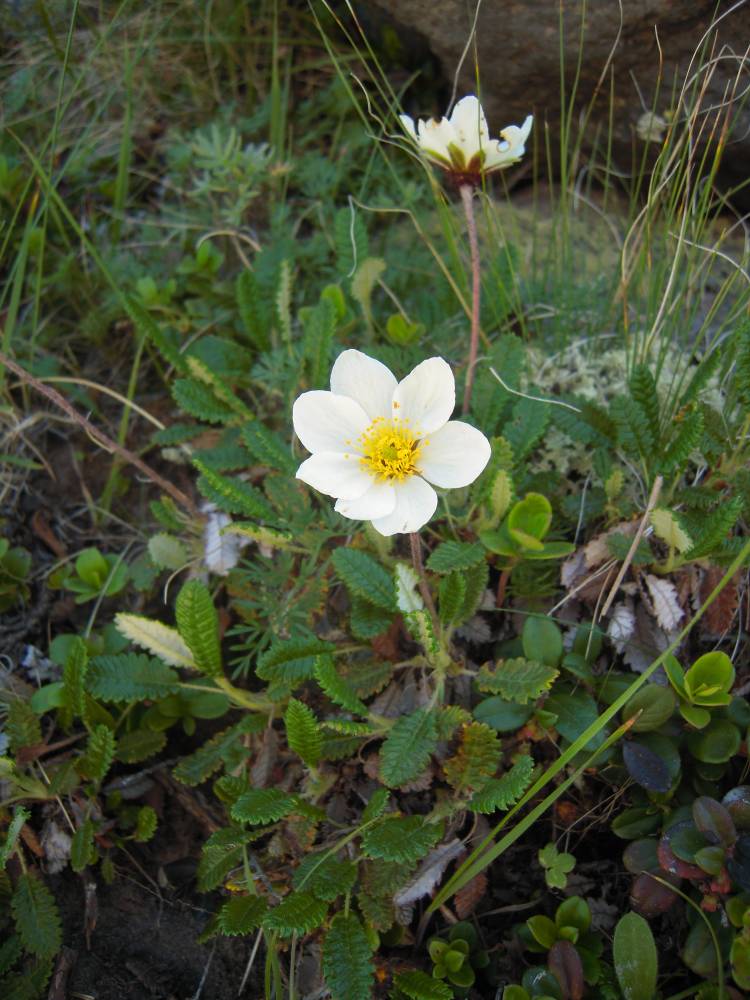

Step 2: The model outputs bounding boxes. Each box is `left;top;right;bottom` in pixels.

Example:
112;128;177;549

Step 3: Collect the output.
460;183;481;415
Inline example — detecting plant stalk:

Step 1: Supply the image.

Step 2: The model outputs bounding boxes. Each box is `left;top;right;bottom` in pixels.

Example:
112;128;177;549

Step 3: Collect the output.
460;183;481;415
409;531;438;625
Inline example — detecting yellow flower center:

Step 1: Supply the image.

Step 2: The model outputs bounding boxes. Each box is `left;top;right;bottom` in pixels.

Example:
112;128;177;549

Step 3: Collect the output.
357;417;423;482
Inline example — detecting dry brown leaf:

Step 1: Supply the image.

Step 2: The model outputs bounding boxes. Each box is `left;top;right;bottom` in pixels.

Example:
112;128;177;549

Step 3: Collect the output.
701;565;740;635
454;870;488;918
583;521;635;569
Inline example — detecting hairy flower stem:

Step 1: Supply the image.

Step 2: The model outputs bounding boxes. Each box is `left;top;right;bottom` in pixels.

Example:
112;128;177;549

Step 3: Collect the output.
409;531;438;625
460;183;481;415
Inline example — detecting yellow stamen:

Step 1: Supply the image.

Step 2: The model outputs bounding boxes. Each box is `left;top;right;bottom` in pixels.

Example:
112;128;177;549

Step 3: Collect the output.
359;416;421;482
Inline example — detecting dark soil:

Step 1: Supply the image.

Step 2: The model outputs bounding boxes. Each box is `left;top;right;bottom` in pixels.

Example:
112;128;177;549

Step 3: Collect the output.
54;872;256;1000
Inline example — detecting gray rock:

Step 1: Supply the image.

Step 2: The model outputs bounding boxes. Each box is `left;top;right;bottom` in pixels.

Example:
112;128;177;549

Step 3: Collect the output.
368;0;750;197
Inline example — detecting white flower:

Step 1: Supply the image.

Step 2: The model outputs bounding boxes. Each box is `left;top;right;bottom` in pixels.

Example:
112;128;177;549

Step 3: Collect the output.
400;95;532;179
292;349;491;536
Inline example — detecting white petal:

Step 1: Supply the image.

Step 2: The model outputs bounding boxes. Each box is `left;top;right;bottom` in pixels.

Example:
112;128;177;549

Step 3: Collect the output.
417;420;491;488
484;115;533;171
370;476;437;536
296;452;372;500
449;95;489;157
335;479;396;520
399;113;417;141
330;349;397;421
392;357;455;436
292;390;369;454
416;117;456;165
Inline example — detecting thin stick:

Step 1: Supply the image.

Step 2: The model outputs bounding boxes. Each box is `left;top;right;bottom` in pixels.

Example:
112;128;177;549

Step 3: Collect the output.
409;531;438;624
599;475;663;619
460;183;481;414
0;351;197;516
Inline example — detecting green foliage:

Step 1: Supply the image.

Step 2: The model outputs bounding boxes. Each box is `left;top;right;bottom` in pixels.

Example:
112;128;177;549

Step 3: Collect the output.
5;700;41;754
231;789;297;825
175;580;223;678
613;912;658;1000
284;698;322;768
322;912;374;1000
331;547;396;611
77;725;116;782
256;637;335;686
236;269;271;351
361;816;442;864
135;806;158;843
87;654;180;702
394;970;452;1000
443;723;501;793
538;843;576;890
263;892;328;937
477;659;558;703
173;716;264;785
194;459;276;521
70;820;96;872
379;709;438;788
469;756;535;814
0;809;29;870
218;894;268;936
11;874;62;960
426;541;485;574
314;655;368;715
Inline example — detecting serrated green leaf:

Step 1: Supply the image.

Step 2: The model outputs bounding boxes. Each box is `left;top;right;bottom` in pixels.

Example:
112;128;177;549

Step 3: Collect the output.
314;655;368;715
173;716;265;785
197;845;243;892
194;460;276;521
438;571;466;627
11;873;62;959
231;788;297;825
0;934;23;975
70;819;95;872
650;508;692;553
172;377;236;424
292;853;357;901
61;637;87;725
88;654;180;702
6;699;41;754
135;806;158;843
394;969;453;1000
115;729;167;764
241;422;296;474
426;541;486;574
442;722;501;792
175;580;222;678
453;559;489;627
349;596;393;639
256;637;335;686
236;269;271;350
361;816;442;864
331;547;395;611
435;705;472;740
78;725;115;781
285;698;322;768
361;787;390;823
303;296;336;387
342;659;394;698
321;719;375;735
263;891;328;937
0;808;29;870
476;658;558;704
469;756;535;813
218;894;268;936
322;912;374;1000
379;709;438;788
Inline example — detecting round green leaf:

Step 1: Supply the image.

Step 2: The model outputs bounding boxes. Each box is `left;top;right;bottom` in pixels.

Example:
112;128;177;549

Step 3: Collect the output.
613;912;657;1000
